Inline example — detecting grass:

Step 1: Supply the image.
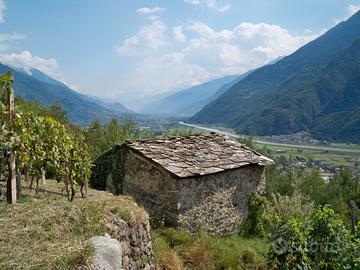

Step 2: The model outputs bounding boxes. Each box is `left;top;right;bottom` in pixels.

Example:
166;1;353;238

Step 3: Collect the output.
34;179;146;219
0;192;102;269
329;143;360;150
0;180;146;269
152;227;268;270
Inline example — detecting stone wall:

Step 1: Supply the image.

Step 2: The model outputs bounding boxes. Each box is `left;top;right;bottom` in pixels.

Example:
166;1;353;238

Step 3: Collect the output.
104;212;155;270
122;150;179;224
122;149;266;235
176;165;265;235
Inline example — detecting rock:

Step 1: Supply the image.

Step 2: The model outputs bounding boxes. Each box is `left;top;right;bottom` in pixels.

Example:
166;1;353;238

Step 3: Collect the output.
87;236;123;270
105;213;155;270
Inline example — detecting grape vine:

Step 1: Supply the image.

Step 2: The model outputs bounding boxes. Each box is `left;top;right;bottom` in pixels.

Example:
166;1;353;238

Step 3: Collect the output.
0;72;91;202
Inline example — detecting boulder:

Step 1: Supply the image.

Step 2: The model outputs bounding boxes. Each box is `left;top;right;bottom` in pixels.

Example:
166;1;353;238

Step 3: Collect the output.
87;236;123;270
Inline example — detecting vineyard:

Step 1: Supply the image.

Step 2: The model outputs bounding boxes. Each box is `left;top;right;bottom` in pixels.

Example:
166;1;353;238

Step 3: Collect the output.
0;72;91;203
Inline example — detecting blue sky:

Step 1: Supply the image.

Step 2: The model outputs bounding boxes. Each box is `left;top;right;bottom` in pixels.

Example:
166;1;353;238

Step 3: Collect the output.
0;0;360;109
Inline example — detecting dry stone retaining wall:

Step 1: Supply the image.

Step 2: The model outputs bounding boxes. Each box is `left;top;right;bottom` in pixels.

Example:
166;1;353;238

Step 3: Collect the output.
104;212;155;270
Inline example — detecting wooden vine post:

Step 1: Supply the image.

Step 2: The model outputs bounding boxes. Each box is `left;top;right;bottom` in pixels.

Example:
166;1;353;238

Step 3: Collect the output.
5;72;16;204
82;174;88;198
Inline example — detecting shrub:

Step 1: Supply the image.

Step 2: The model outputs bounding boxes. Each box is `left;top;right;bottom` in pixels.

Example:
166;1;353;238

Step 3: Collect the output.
268;205;360;269
241;194;268;237
266;187;315;223
265;165;295;196
308;206;351;269
268;218;312;270
249;188;315;238
344;222;360;269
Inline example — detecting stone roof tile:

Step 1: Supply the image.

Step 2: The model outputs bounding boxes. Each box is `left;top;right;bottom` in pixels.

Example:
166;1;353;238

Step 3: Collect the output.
126;133;273;178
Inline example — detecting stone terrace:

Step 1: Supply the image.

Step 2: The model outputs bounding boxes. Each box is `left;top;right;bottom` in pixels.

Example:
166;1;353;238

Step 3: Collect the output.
126;133;273;178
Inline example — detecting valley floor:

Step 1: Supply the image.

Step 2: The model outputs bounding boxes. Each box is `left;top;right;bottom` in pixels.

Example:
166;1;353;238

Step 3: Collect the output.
180;122;360;170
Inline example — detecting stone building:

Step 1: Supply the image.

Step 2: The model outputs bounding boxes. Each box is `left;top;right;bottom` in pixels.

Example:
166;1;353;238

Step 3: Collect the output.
93;133;273;235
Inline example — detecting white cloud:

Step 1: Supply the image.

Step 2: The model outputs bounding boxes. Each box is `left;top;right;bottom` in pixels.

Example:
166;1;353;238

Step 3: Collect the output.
118;52;211;100
0;33;26;42
0;33;26;51
0;50;82;90
116;19;167;56
0;50;59;76
347;4;360;16
0;0;6;23
184;0;231;12
333;4;360;24
185;0;201;4
147;15;160;21
173;26;186;42
136;6;166;15
216;4;231;12
115;20;318;102
182;21;318;72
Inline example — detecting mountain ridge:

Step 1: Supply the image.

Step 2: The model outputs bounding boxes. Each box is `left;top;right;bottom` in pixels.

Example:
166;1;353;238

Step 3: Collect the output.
0;63;129;124
141;75;240;116
190;11;360;142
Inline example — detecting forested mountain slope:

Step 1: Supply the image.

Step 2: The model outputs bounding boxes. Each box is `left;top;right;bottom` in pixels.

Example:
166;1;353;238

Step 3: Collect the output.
190;11;360;142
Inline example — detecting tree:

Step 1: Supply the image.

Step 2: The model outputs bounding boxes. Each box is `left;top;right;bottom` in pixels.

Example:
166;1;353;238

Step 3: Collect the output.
48;101;70;124
84;117;139;159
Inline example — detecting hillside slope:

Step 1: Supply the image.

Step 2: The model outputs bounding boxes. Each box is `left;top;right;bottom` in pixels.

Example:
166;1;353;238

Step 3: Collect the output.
0;182;152;269
311;75;360;142
190;11;360;142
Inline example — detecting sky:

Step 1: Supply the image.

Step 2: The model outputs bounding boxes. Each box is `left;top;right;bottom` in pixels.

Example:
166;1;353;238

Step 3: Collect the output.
0;0;360;110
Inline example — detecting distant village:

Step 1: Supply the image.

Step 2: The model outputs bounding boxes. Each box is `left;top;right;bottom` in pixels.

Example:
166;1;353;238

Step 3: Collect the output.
274;151;359;182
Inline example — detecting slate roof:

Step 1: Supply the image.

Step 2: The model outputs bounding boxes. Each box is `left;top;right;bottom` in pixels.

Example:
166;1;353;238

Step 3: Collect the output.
126;133;274;178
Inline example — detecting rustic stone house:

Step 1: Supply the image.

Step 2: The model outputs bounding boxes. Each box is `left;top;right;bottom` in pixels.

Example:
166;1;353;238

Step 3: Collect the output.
92;133;273;235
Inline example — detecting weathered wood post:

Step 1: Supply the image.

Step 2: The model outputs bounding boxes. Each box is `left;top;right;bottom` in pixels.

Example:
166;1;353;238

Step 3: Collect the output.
5;72;17;204
42;170;46;185
82;175;88;198
16;165;21;199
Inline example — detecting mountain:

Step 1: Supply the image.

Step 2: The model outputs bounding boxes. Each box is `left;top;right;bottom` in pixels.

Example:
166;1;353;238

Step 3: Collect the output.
141;75;241;116
80;95;131;114
27;69;68;88
0;63;128;124
190;11;360;143
310;41;360;142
